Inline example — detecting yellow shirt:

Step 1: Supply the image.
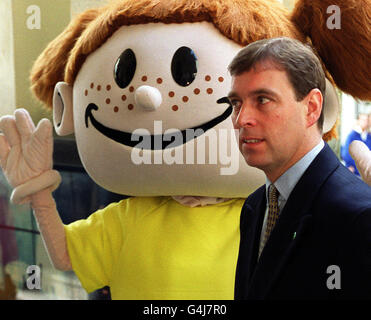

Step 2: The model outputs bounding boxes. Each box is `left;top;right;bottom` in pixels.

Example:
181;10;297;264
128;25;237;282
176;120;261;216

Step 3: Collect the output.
64;196;244;300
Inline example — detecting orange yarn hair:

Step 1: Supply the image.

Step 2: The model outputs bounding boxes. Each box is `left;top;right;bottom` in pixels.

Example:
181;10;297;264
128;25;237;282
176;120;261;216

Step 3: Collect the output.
292;0;371;102
30;0;371;141
30;0;302;109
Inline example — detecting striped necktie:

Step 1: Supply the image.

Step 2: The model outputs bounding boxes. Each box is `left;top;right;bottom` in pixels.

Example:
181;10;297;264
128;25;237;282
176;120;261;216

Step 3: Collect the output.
259;184;280;257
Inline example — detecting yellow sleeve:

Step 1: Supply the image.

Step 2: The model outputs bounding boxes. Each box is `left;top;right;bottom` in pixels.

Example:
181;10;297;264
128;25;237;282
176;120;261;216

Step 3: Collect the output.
64;201;125;293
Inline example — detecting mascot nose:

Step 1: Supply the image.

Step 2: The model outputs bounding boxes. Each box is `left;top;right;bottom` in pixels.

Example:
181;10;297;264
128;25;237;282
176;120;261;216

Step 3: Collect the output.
134;85;162;111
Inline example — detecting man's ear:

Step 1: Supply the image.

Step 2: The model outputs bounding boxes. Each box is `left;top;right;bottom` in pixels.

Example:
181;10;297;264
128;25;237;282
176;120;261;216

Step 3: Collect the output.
306;88;323;129
52;82;74;136
306;79;339;134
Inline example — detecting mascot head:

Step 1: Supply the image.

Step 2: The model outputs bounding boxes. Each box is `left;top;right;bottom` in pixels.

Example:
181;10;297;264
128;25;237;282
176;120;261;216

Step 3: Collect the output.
30;0;371;197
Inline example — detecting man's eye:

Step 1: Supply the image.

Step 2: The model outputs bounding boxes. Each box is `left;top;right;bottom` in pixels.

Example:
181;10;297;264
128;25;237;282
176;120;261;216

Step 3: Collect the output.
230;100;242;109
257;96;270;105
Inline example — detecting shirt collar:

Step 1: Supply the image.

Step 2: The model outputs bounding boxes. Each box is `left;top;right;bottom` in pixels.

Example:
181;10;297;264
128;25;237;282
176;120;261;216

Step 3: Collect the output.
266;140;325;201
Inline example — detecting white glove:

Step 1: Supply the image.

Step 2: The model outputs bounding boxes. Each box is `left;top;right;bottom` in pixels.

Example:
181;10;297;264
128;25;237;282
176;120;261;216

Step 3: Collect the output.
349;140;371;186
0;109;70;271
0;108;61;204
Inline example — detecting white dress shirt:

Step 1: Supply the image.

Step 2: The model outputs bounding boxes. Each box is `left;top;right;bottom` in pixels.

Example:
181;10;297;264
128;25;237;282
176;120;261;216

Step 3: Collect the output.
259;140;325;253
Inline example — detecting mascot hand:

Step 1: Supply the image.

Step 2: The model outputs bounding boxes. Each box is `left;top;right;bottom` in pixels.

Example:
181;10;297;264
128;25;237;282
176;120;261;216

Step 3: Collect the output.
349;140;371;186
0;108;60;204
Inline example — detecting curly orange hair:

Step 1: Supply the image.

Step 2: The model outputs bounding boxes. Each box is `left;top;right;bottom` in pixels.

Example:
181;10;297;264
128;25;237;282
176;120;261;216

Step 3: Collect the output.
292;0;371;102
30;0;371;142
30;0;302;109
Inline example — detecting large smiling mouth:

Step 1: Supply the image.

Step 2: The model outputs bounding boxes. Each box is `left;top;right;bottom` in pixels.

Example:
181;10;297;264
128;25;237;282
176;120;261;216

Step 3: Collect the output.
84;98;232;150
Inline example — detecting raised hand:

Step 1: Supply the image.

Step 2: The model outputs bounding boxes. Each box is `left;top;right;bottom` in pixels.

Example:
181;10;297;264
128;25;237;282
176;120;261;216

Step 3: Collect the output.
349;140;371;186
0;108;60;204
0;109;70;270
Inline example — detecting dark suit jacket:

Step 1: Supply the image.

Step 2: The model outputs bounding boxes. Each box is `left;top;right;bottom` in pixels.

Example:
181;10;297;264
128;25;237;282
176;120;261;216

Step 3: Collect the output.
235;144;371;300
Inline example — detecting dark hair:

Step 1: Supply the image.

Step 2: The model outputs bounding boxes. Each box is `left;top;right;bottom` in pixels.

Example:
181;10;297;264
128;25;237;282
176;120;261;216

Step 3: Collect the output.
228;37;326;131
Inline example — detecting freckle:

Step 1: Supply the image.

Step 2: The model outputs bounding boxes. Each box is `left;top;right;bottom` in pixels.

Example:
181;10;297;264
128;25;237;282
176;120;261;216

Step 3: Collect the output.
97;85;101;91
205;75;211;81
106;98;111;104
141;76;147;82
218;77;224;82
90;83;94;89
114;106;119;113
121;95;127;101
84;90;88;96
128;104;134;110
182;96;189;102
129;86;134;92
194;88;200;95
157;78;163;84
207;88;213;94
169;91;175;97
172;105;179;111
106;85;111;91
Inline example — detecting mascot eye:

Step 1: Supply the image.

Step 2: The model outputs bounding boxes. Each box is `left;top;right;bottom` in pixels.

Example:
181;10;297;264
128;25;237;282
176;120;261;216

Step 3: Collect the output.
171;46;197;87
114;49;137;89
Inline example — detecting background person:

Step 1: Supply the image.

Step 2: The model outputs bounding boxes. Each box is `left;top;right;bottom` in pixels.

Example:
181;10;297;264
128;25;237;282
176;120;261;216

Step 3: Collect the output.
341;113;371;176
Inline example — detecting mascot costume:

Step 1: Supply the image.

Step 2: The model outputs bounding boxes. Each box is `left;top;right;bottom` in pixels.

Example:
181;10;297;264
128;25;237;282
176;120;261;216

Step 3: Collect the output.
350;141;371;186
0;0;370;299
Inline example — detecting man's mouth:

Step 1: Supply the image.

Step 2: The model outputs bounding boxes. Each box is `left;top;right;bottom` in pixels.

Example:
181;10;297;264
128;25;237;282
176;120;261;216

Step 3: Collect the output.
241;136;265;146
84;99;232;150
242;139;264;144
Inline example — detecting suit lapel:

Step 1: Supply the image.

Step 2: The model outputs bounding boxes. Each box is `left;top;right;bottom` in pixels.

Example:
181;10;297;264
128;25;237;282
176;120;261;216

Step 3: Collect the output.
246;188;267;280
247;144;340;299
235;186;266;299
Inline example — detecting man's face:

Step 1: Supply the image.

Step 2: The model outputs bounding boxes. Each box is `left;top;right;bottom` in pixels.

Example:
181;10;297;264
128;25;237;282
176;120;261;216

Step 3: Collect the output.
359;114;369;131
229;63;310;182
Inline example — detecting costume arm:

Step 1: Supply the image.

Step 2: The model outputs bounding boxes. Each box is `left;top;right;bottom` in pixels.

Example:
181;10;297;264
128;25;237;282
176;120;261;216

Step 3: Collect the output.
349;140;371;185
31;189;72;271
0;109;71;271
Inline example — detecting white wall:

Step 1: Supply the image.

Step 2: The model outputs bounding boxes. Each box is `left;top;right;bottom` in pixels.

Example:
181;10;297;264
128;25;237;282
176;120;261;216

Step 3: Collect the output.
340;94;357;145
0;0;16;117
70;0;107;17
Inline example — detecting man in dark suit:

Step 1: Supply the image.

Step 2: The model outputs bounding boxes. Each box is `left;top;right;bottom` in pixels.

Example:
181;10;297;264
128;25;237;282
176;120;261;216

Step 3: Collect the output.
227;37;371;299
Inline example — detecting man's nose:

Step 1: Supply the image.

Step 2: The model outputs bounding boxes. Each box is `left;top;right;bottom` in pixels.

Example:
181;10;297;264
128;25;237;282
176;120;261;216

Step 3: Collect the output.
234;103;257;128
134;85;162;111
